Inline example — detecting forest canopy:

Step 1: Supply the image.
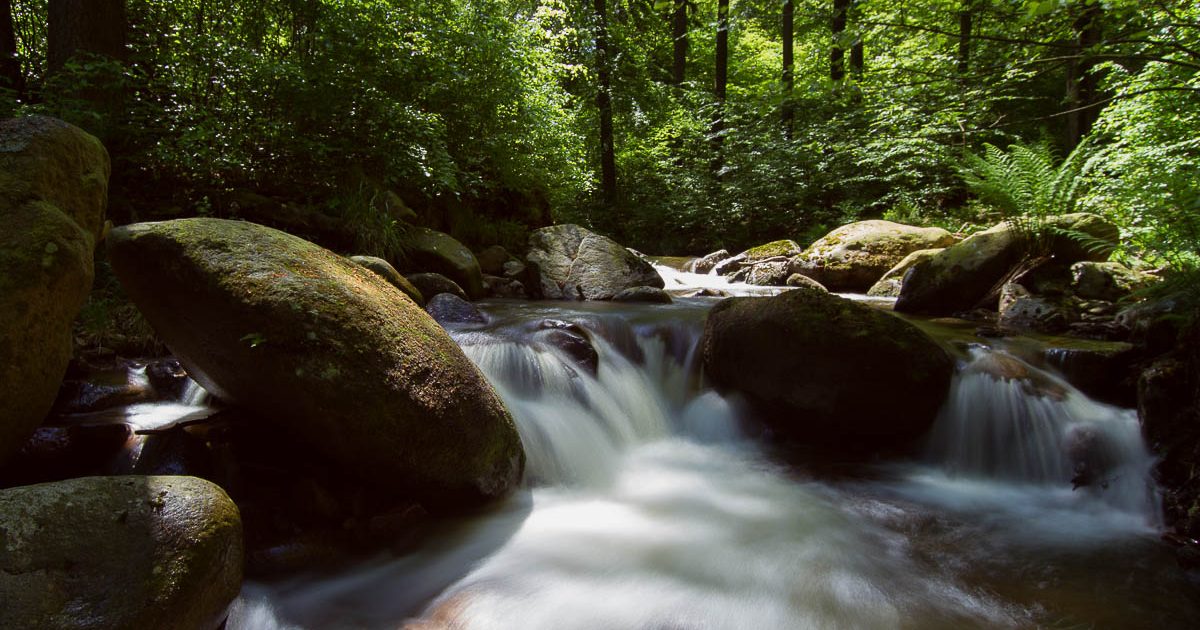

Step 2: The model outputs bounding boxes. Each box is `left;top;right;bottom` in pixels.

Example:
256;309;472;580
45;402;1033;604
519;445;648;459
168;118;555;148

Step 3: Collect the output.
2;0;1197;266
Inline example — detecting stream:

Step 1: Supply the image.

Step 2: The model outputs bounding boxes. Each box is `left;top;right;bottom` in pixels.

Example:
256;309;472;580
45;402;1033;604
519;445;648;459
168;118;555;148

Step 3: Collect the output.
218;267;1198;629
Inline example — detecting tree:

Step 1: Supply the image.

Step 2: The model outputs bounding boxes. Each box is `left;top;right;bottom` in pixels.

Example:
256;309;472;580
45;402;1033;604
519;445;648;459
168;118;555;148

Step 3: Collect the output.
671;0;688;85
0;0;22;96
1065;2;1103;148
958;0;974;75
594;0;618;210
831;0;849;81
782;0;793;135
712;0;729;167
48;0;126;72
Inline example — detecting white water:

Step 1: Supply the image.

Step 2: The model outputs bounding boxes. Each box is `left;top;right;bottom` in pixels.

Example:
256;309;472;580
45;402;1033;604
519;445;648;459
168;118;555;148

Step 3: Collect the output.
228;299;1183;629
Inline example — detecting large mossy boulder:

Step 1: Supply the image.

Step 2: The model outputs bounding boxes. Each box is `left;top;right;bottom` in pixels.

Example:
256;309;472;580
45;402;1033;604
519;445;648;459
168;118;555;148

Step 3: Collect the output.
701;288;954;449
0;116;109;463
894;214;1118;316
792;221;958;292
0;475;242;630
526;224;664;300
403;227;485;300
108;218;524;505
867;248;943;297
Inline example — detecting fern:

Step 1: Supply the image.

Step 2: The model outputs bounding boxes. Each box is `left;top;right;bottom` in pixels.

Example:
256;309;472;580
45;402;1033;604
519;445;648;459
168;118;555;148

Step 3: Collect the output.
960;139;1106;258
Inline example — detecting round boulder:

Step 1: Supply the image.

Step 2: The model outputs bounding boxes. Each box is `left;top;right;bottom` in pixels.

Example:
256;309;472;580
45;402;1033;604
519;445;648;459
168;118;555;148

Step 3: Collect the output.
793;221;957;292
0;475;242;630
702;288;954;448
867;248;943;297
107;218;524;505
404;227;485;299
405;272;469;302
612;286;673;304
426;293;488;326
0;116;109;463
349;255;425;306
526;224;664;300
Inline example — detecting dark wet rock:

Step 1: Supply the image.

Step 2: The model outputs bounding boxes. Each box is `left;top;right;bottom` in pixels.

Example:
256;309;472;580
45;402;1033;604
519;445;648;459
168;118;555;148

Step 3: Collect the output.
1139;332;1200;542
350;255;425;306
1040;339;1139;406
867;248;943;298
426;293;488;326
52;360;155;414
712;253;747;277
998;283;1076;333
108;218;524;506
403;227;484;299
475;245;514;276
612;286;673;304
526;224;664;300
0;424;130;489
405;272;469;302
895;214;1119;316
792;221;957;292
482;274;527;299
702;287;953;450
686;249;731;274
964;350;1069;401
0;475;242;630
1;116;109;463
502;259;527;279
146;357;191;399
132;428;214;477
533;328;599;376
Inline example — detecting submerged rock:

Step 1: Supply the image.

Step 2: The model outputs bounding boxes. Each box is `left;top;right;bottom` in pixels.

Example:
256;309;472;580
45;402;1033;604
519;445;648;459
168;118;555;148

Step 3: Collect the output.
108;218;524;505
0;116;110;463
426;293;488;326
526;224;664;300
792;221;957;292
701;287;953;449
612;286;673;304
0;475;242;630
403;227;485;299
350;255;425;306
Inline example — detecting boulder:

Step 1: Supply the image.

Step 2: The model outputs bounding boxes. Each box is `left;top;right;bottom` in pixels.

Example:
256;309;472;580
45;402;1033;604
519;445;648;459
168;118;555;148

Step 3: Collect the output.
792;221;957;292
1071;261;1154;302
702;288;953;448
350;255;425;306
0;116;109;463
405;272;468;302
0;476;242;630
475;245;514;276
426;293;487;326
612;286;673;304
712;253;747;277
867;248;943;297
525;224;664;300
108;218;523;505
482;274;527;299
894;214;1118;316
404;227;484;299
785;273;829;292
998;283;1075;333
685;249;731;274
743;239;802;262
745;260;792;286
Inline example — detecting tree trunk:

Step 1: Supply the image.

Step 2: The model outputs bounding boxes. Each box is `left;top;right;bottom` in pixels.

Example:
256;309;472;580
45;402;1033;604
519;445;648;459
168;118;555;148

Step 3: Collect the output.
711;0;729;172
831;0;849;81
48;0;127;73
1066;4;1103;149
782;0;794;137
957;0;973;75
0;0;22;97
594;0;617;210
671;0;688;85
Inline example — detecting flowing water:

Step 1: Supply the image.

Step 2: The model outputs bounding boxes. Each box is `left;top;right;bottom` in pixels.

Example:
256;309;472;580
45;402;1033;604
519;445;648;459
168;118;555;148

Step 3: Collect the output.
225;285;1199;629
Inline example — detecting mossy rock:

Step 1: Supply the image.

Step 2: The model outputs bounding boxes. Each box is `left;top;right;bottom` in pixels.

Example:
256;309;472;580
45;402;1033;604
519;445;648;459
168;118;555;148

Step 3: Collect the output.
108;218;524;506
402;227;485;299
350;255;425;306
526;224;664;300
867;248;943;297
0;116;109;463
701;287;953;450
406;272;469;302
0;475;242;630
1071;261;1155;302
743;239;801;262
793;221;958;292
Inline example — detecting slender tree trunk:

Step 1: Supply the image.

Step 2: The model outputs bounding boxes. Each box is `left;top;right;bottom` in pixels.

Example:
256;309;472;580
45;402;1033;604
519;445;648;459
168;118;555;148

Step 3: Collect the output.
711;0;729;172
957;0;973;75
782;0;794;137
1066;4;1103;149
831;0;849;81
594;0;617;210
671;0;687;85
0;0;23;97
48;0;127;73
850;38;863;78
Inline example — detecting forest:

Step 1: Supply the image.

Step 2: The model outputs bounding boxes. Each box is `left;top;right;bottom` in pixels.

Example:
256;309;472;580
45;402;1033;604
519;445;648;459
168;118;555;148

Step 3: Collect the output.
3;1;1200;628
3;0;1197;264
